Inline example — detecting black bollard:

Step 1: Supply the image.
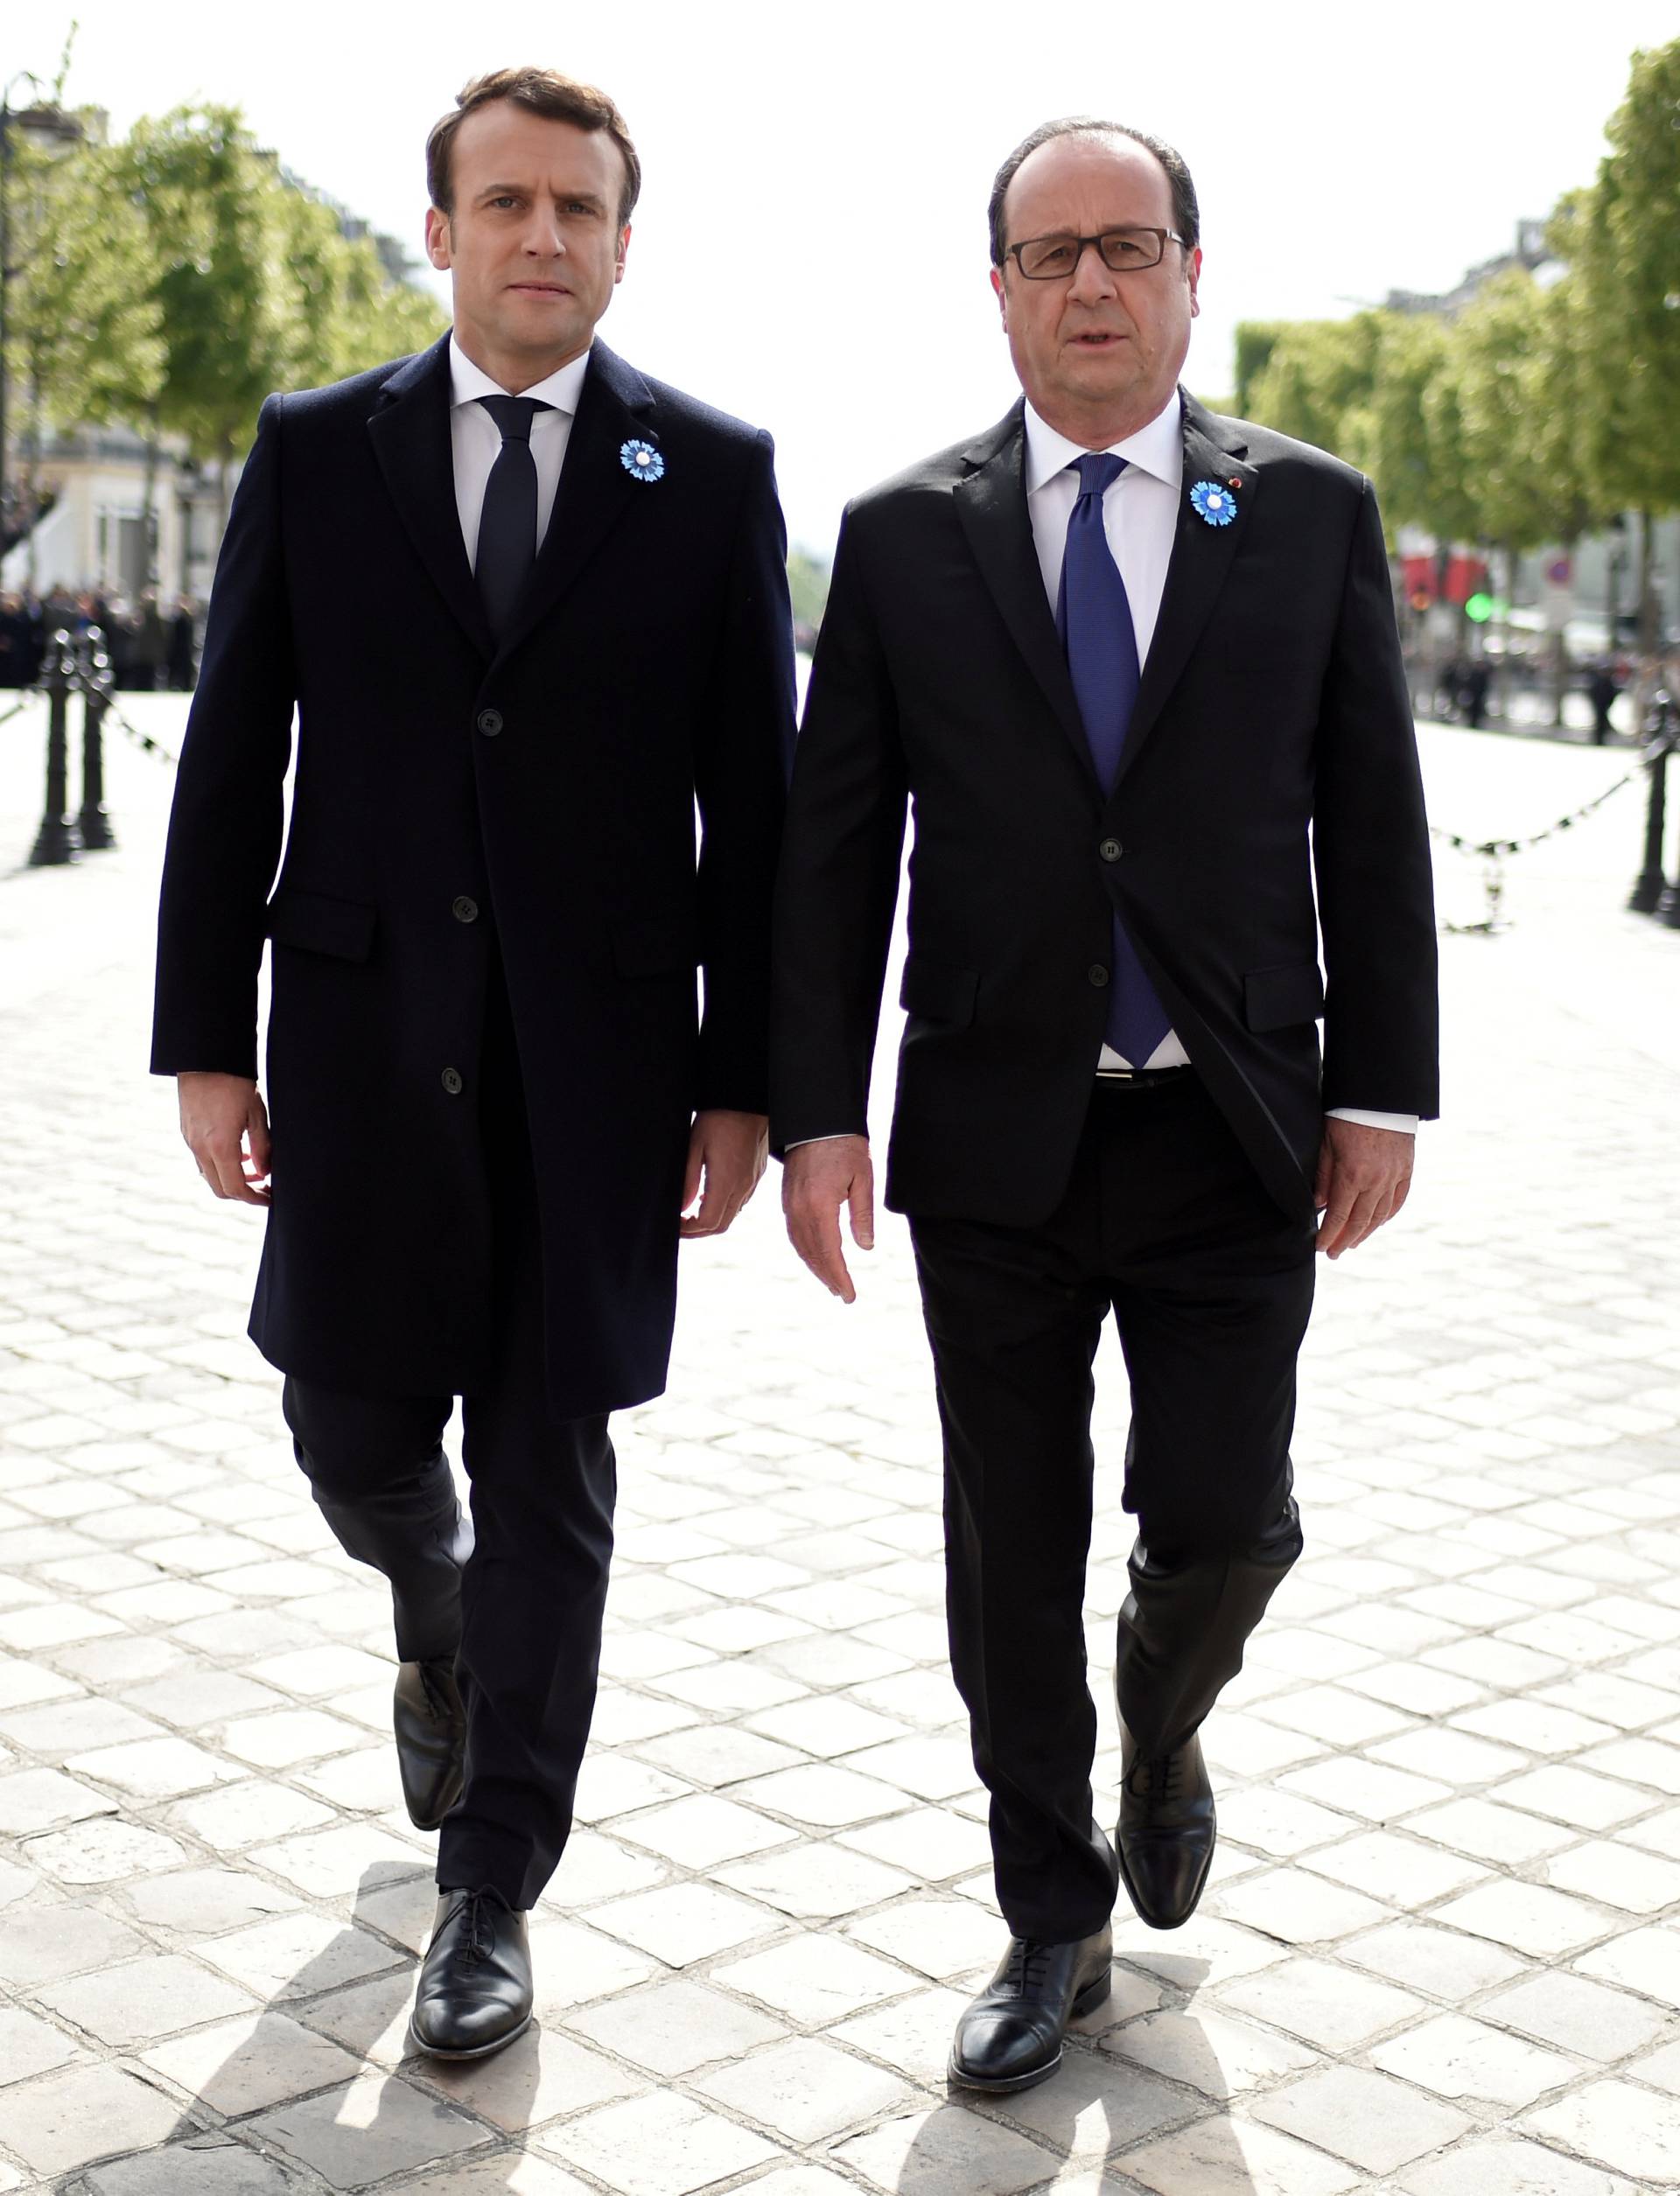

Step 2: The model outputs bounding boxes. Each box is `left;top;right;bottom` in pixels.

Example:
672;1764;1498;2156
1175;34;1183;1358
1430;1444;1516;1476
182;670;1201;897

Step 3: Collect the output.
29;630;82;868
1630;694;1672;915
76;626;116;851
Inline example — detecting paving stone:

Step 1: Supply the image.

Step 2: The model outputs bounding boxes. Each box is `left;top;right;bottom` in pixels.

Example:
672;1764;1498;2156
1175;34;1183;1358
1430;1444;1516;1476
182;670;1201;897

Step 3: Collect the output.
166;1778;335;1847
382;2158;596;2196
1399;2134;1639;2194
36;1950;260;2047
1211;1864;1390;1944
199;1911;410;2000
0;2000;87;2084
1576;1925;1680;2010
1121;2113;1363;2195
830;1984;980;2084
246;1822;431;1898
830;2103;1060;2196
141;2009;364;2115
540;2089;783;2194
1522;2075;1680;2181
1481;1969;1671;2062
1370;2010;1580;2107
1214;1955;1427;2051
66;1735;245;1799
715;1934;920;2024
692;2034;914;2143
1434;1880;1622;1958
1102;2006;1317;2096
418;2020;645;2127
26;1814;186;1881
1250;2063;1474;2172
0;2060;191;2177
249;2071;491;2188
564;1976;786;2075
716;1835;915;1918
589;1878;781;1963
0;1898;147;1986
610;1790;797;1868
845;1894;999;1979
83;2137;312;2196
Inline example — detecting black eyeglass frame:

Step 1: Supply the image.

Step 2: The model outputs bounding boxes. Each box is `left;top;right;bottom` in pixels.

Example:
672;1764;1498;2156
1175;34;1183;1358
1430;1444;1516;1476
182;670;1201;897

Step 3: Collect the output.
1004;227;1187;280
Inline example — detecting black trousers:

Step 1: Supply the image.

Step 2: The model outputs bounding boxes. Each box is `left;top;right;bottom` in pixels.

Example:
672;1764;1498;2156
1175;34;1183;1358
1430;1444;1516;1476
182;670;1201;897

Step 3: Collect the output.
282;957;615;1911
910;1072;1316;1943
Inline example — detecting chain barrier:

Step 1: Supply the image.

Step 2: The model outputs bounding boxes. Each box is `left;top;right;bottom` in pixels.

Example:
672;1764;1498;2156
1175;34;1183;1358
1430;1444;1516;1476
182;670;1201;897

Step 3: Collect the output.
0;691;35;732
1;649;181;765
1430;707;1674;936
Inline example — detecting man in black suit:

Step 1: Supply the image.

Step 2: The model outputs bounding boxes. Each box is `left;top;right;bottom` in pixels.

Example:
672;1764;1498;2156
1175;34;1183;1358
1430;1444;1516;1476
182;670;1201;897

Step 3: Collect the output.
153;66;794;2060
774;118;1437;2094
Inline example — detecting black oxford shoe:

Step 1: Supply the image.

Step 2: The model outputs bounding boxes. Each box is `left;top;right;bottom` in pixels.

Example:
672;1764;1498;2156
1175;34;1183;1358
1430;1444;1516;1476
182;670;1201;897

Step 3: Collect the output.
948;1927;1112;2093
409;1886;533;2060
1116;1728;1215;1929
394;1659;466;1831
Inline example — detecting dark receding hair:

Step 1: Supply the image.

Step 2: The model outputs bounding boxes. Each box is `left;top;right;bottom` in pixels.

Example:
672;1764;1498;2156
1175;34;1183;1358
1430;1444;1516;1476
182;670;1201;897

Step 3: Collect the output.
988;117;1200;266
426;66;641;227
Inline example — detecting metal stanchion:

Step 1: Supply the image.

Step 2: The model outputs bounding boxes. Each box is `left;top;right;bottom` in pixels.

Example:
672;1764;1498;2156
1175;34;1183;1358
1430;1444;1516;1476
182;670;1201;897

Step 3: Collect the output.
1629;692;1673;916
28;628;80;867
76;625;116;850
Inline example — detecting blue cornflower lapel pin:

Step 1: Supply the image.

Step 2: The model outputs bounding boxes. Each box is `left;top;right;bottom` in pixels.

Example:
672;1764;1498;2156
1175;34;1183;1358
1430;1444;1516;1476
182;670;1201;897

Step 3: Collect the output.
620;437;665;485
1188;478;1238;527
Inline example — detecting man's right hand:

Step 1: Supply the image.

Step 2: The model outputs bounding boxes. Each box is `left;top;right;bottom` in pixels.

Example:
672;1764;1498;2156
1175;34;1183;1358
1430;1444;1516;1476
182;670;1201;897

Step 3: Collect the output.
178;1073;272;1206
783;1135;874;1303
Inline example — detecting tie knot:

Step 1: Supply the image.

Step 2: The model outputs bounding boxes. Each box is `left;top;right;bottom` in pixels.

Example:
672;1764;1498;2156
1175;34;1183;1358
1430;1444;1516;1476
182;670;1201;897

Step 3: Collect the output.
479;394;549;444
1072;452;1127;500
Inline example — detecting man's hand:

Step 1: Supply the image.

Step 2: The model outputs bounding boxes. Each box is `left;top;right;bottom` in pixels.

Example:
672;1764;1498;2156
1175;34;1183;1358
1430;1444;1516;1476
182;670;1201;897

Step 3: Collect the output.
680;1110;768;1238
1314;1117;1414;1259
783;1135;874;1302
178;1073;272;1206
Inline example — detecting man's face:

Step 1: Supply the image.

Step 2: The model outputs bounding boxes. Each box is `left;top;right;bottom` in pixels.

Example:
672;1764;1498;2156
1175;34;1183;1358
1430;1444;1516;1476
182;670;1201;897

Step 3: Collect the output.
990;133;1200;436
425;101;629;384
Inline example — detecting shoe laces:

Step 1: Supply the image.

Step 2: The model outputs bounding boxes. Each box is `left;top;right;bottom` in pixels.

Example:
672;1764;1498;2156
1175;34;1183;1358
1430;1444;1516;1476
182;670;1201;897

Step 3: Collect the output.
1001;1938;1054;1996
1125;1749;1185;1808
458;1888;502;1962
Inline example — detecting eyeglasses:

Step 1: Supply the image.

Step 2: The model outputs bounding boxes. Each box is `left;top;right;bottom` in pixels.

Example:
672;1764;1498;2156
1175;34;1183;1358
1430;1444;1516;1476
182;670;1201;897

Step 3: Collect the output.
1004;227;1186;280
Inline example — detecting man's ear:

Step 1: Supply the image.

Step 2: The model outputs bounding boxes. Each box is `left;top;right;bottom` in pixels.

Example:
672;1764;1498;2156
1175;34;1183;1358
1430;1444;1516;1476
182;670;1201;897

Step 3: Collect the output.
614;221;632;283
1186;243;1202;320
424;206;452;272
990;263;1008;333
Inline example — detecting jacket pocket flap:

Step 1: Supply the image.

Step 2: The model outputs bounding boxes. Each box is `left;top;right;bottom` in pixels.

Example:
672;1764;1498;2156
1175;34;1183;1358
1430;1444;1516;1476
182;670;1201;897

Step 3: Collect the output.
900;956;979;1025
266;889;376;962
1243;962;1325;1032
612;914;697;978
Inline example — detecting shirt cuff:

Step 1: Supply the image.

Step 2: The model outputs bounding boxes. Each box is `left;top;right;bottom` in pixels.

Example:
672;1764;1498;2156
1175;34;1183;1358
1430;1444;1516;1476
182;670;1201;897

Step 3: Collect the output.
784;1134;857;1150
1327;1108;1418;1135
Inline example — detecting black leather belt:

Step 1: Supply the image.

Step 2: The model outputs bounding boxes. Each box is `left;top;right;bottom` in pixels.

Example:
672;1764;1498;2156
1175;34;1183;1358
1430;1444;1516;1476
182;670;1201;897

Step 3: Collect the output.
1094;1064;1194;1087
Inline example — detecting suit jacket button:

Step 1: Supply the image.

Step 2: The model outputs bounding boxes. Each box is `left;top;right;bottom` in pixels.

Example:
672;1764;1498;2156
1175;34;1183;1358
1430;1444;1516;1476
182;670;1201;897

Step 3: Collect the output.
452;896;479;924
441;1067;464;1095
1088;963;1110;989
1099;837;1124;863
476;709;503;737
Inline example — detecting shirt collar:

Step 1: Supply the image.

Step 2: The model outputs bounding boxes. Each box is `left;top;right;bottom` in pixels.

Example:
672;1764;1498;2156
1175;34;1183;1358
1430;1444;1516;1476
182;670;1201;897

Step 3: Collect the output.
448;332;592;416
1023;388;1184;496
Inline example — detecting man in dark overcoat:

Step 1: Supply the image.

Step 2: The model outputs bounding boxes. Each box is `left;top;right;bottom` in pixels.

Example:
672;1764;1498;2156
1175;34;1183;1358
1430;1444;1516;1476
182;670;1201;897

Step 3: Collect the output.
774;118;1438;2093
152;66;794;2060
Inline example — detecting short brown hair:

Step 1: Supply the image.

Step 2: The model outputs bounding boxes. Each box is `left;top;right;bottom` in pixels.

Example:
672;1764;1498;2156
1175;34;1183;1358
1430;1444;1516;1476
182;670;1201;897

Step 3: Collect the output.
426;67;641;228
989;117;1199;266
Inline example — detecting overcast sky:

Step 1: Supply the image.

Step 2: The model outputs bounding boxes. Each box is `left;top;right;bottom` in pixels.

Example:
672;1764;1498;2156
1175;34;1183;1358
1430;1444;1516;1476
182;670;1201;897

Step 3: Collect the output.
23;0;1676;553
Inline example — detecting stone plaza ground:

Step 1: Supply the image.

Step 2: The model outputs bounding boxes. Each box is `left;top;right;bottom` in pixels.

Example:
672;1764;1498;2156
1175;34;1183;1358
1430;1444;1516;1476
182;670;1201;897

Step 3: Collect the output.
0;690;1678;2194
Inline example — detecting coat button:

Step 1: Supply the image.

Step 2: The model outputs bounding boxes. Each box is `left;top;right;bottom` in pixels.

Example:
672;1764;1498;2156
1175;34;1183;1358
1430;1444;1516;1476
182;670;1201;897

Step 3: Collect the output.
1088;963;1110;989
441;1067;464;1095
476;708;502;737
452;896;479;924
1099;837;1124;863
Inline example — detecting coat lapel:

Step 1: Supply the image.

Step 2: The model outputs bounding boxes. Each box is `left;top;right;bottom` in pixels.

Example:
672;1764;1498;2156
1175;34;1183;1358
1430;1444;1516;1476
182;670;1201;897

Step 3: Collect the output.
1117;392;1256;787
495;341;655;661
367;334;494;660
952;405;1094;782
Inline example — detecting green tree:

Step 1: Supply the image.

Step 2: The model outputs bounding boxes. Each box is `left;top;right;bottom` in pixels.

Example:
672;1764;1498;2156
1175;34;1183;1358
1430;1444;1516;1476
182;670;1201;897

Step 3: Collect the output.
1245;314;1379;457
1562;38;1680;649
4;128;163;499
787;547;830;636
1360;312;1480;547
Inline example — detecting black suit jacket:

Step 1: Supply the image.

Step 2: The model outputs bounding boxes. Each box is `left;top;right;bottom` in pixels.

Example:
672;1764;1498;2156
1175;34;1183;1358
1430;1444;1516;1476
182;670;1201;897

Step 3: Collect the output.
770;392;1438;1225
153;334;794;1414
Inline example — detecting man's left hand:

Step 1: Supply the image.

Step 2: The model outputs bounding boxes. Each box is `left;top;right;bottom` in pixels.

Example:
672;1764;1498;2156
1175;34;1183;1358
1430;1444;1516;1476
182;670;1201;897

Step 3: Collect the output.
1314;1118;1415;1259
680;1109;769;1238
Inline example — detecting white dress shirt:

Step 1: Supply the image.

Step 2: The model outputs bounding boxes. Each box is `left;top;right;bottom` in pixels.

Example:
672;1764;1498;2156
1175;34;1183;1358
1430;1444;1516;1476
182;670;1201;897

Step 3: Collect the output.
1025;393;1415;1135
449;334;591;571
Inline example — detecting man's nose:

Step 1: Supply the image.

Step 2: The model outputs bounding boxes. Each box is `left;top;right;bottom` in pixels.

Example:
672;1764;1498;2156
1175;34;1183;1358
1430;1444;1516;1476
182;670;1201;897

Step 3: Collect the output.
522;206;568;256
1067;240;1117;303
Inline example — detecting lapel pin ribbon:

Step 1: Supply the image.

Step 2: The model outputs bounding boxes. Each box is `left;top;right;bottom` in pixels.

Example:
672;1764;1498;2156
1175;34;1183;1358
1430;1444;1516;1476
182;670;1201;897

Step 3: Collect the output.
620;438;665;485
1188;479;1238;527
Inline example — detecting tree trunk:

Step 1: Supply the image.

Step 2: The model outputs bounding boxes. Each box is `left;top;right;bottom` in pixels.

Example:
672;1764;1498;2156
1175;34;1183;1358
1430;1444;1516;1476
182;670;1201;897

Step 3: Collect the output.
139;405;161;591
215;435;235;535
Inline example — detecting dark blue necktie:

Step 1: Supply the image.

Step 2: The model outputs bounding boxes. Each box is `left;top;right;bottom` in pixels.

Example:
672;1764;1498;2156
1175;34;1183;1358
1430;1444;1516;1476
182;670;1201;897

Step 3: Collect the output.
1056;452;1172;1066
475;395;551;638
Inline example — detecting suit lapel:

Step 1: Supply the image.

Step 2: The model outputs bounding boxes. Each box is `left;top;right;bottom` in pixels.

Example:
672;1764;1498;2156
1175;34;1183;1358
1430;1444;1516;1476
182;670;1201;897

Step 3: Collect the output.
1118;393;1256;787
367;335;494;660
952;406;1094;782
495;341;655;661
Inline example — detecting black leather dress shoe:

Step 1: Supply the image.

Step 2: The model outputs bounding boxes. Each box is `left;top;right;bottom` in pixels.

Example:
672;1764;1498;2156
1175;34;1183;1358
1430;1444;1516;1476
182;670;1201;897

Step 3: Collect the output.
409;1887;533;2060
1116;1728;1215;1929
394;1659;466;1831
948;1927;1112;2093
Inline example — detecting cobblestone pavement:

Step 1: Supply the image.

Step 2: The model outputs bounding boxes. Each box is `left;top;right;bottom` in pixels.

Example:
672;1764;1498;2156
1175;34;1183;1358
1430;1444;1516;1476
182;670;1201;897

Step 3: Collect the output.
2;695;1679;2195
